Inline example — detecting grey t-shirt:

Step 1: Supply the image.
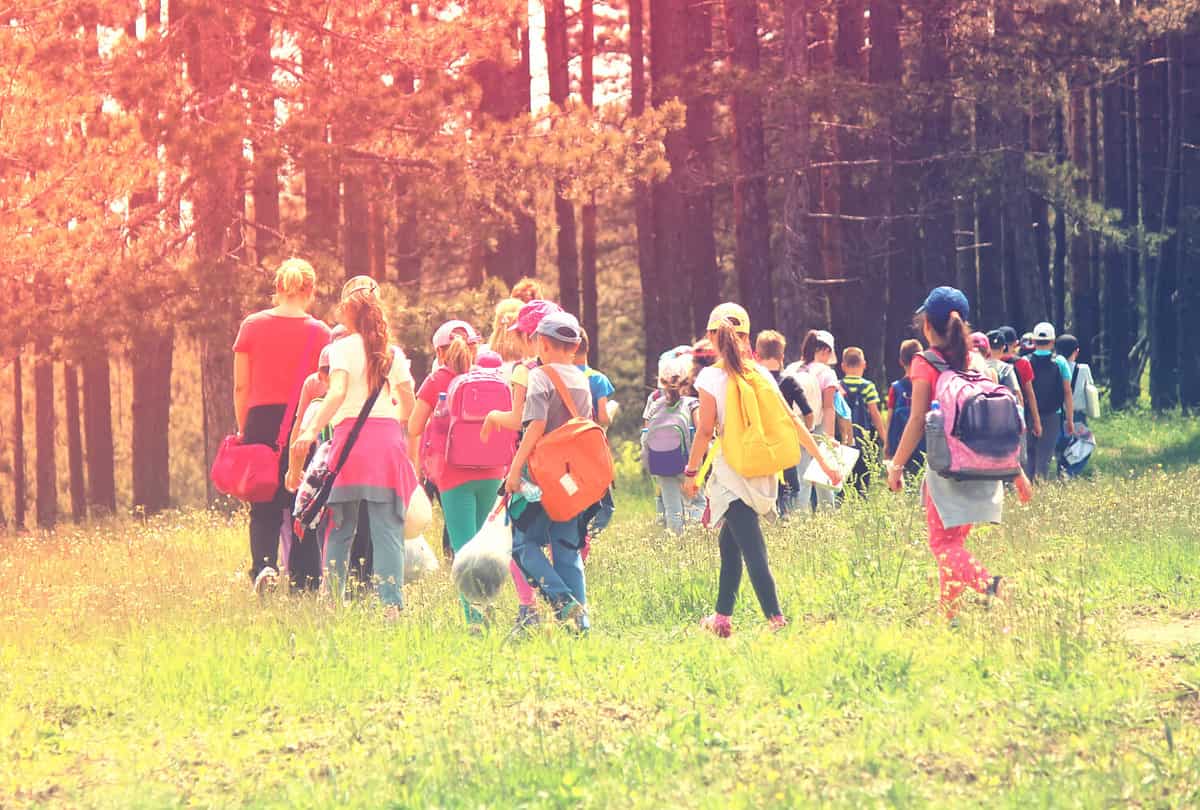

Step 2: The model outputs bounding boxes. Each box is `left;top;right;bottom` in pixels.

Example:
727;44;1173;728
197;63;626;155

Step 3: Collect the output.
523;363;593;432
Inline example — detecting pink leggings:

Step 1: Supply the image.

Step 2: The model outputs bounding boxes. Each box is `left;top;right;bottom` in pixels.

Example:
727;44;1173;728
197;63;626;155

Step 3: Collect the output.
511;561;535;606
924;490;990;615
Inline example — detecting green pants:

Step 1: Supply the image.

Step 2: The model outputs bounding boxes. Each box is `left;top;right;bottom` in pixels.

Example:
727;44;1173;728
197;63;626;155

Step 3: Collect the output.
441;478;503;623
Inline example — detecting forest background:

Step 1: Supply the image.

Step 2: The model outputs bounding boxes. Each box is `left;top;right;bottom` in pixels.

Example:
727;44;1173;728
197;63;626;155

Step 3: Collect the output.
2;0;1200;527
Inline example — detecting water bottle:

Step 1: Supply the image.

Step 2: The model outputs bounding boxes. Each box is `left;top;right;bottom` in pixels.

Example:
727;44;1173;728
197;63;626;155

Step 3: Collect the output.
925;401;949;474
519;478;543;503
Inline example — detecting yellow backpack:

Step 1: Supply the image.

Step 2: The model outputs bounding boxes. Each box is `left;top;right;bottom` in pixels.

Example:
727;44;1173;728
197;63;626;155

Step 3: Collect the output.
720;365;801;478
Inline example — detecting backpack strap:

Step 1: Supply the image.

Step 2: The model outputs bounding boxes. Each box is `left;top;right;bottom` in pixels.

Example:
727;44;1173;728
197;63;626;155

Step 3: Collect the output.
329;386;385;476
919;349;950;374
1071;363;1080;391
540;365;581;420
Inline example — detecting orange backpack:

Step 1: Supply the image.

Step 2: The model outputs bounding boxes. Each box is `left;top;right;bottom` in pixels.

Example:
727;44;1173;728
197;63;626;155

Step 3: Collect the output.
527;366;615;522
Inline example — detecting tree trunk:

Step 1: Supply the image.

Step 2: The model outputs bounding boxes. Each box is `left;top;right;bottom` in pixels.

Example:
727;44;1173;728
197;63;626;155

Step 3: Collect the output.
34;343;57;530
650;0;692;347
580;0;600;363
632;0;661;384
81;353;116;514
1140;37;1177;409
1051;101;1068;331
545;0;580;314
343;169;371;279
1182;32;1200;410
869;0;901;383
1068;83;1096;357
191;10;241;503
1031;112;1054;319
131;328;174;514
12;354;26;530
726;0;773;331
1103;66;1133;407
917;0;957;291
683;0;720;337
248;9;279;264
64;364;86;523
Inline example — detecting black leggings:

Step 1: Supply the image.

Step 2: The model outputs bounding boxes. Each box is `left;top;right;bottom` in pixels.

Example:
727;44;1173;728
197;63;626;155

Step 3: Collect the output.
243;404;292;581
716;499;781;618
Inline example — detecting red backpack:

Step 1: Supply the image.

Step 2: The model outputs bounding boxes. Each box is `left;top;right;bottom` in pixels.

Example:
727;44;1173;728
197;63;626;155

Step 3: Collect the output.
445;367;516;469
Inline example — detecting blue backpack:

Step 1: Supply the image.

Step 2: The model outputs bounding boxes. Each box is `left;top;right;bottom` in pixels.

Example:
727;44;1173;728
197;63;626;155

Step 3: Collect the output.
643;397;695;477
887;378;913;454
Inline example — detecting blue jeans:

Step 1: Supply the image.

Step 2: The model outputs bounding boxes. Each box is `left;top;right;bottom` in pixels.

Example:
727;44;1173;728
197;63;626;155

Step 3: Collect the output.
326;500;405;607
511;506;587;622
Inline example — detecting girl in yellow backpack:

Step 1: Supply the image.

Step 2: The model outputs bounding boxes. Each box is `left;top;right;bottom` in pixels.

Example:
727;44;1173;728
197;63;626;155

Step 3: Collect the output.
683;304;842;637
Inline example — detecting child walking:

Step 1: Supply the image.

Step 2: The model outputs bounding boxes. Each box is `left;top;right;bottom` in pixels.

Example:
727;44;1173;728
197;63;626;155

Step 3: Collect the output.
643;356;699;534
840;346;886;496
884;339;925;477
409;320;510;629
887;287;1007;619
683;304;842;637
505;312;596;630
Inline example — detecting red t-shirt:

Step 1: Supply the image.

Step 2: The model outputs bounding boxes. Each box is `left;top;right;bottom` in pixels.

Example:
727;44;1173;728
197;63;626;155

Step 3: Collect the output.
416;367;506;491
909;351;943;390
233;311;332;409
1008;355;1034;385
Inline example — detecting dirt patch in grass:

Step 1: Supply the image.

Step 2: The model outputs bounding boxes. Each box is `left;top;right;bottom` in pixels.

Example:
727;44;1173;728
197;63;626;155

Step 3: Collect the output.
1124;618;1200;648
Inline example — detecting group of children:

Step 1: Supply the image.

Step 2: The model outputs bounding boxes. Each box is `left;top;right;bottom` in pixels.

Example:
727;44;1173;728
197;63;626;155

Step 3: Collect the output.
264;261;1096;635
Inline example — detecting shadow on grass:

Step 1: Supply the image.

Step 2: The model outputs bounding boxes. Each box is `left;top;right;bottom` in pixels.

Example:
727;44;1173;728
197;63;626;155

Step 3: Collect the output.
1090;410;1200;476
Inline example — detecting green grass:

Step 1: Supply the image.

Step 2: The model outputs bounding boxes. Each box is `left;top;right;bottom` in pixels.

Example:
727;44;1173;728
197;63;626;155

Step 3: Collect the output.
2;416;1199;807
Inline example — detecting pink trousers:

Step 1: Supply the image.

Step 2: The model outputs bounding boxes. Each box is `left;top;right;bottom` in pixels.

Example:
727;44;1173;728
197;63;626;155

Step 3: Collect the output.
924;491;990;615
511;561;535;606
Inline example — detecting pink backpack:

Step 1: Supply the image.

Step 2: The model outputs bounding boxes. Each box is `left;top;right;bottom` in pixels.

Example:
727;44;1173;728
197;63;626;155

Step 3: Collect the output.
922;351;1024;481
445;367;516;469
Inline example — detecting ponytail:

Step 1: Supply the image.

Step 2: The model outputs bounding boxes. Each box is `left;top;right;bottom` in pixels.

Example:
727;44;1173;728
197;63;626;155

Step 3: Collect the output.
918;310;971;372
799;329;831;364
714;320;746;377
342;290;393;391
443;333;475;375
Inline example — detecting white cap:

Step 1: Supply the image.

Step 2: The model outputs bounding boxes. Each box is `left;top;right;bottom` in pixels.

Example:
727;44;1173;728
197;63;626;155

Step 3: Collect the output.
814;329;836;354
1032;322;1056;342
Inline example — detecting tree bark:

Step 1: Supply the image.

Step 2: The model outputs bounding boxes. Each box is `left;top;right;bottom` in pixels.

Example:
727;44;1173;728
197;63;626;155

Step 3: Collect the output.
650;0;692;347
1052;101;1068;331
871;0;904;382
917;0;958;291
190;9;241;502
12;354;26;530
131;327;174;514
1140;36;1177;409
34;343;57;529
545;0;580;314
581;0;600;363
343;169;371;279
682;0;720;337
81;353;116;514
248;9;279;264
1068;83;1096;358
632;0;661;385
726;0;773;332
1103;65;1133;407
1031;111;1054;320
1181;32;1200;410
64;364;86;523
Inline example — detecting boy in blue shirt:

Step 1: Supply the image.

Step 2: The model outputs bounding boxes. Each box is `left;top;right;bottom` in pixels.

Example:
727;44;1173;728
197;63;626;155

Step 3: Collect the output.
1026;322;1076;480
575;330;616;540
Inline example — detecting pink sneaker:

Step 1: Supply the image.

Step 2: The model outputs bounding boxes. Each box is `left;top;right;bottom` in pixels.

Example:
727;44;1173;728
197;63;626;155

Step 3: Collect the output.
768;615;788;632
700;613;733;638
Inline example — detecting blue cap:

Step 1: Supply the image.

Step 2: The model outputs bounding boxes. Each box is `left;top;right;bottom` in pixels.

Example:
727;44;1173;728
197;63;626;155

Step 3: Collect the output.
535;311;583;344
916;286;970;330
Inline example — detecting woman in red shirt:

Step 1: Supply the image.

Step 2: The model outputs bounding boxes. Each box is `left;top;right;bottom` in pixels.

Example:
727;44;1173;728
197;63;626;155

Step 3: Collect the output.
233;258;332;592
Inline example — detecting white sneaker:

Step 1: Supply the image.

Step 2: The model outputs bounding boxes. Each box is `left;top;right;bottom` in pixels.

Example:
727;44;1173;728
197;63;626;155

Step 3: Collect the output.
253;567;279;598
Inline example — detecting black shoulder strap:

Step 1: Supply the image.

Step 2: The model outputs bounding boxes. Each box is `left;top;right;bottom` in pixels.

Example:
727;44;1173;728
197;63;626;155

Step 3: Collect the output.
919;350;949;373
1071;363;1080;390
331;386;385;475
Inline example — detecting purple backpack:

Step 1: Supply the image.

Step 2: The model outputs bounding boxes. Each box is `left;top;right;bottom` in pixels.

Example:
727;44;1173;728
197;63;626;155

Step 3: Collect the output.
445;367;516;469
922;351;1024;481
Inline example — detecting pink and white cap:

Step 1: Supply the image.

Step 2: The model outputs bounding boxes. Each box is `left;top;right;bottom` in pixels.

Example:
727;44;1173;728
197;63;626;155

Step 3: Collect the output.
432;320;481;349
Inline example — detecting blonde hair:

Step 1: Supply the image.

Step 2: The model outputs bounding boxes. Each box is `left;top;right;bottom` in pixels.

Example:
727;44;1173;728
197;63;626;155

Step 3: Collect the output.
842;346;865;369
341;275;379;302
489;297;524;362
439;333;476;376
274;258;316;303
755;330;786;362
510;277;543;304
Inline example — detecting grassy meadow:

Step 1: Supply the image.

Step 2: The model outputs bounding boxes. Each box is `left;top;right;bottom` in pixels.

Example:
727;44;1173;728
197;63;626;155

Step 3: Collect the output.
2;412;1199;808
